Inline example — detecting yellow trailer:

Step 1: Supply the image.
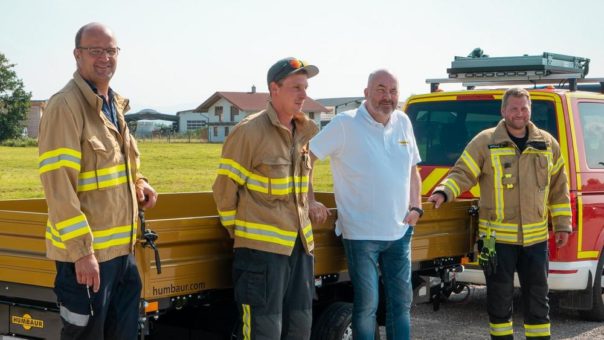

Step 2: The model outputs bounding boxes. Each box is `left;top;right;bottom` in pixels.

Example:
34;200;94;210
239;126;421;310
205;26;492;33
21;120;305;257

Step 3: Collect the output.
0;192;477;339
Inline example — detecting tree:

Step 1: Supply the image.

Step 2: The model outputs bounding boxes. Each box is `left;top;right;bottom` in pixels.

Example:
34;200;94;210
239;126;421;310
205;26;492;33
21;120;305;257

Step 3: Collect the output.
0;53;31;141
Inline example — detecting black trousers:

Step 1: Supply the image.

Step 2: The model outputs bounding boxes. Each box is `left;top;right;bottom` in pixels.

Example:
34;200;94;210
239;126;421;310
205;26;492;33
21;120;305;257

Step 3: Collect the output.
232;238;314;340
54;254;142;340
486;242;550;340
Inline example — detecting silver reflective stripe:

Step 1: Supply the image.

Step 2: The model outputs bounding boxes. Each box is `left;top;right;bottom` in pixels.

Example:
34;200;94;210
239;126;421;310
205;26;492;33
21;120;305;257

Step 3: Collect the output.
78;170;127;186
60;305;90;327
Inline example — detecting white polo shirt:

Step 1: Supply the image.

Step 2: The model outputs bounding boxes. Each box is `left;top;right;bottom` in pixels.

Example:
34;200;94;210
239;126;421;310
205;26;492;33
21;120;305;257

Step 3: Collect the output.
310;102;421;240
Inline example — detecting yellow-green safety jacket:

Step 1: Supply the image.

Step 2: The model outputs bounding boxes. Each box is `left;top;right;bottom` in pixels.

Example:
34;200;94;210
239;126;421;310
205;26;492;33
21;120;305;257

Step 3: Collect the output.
212;103;318;256
434;120;571;246
38;72;145;263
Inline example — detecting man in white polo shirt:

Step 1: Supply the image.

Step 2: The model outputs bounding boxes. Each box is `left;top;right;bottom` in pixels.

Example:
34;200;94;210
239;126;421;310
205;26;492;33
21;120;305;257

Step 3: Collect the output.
309;69;422;340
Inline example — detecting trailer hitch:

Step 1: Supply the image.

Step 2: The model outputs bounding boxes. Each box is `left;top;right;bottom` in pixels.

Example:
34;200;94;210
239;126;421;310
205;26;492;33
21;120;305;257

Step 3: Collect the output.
139;209;162;274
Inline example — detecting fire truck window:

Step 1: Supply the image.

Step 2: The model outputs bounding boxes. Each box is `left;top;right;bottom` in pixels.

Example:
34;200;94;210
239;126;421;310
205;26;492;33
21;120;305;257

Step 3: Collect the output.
407;100;558;166
578;103;604;169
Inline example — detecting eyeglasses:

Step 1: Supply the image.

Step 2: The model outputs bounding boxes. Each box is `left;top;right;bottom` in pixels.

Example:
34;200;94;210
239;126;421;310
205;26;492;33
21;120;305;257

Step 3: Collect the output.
288;58;304;69
78;47;120;57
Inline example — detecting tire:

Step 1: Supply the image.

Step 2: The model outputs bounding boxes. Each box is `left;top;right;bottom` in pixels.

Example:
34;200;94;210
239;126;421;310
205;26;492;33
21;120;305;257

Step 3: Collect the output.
311;302;380;340
579;248;604;321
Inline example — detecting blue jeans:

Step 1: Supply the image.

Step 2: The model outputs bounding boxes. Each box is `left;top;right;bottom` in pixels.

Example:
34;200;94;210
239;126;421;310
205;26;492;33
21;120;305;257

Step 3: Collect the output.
342;227;413;340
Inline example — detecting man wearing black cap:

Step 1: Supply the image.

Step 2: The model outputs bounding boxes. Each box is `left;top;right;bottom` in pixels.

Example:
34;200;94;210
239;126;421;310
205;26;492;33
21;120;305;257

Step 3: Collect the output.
213;57;327;339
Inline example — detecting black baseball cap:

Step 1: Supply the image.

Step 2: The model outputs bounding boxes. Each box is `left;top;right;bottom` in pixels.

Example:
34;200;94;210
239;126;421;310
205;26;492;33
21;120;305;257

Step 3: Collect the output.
267;57;319;86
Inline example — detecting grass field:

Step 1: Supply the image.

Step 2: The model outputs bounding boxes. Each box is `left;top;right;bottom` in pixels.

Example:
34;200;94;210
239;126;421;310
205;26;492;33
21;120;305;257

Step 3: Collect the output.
0;142;333;200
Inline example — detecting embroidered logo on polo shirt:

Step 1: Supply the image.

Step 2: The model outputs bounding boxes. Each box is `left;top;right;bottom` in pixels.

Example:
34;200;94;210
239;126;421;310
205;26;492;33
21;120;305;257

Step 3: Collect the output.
398;140;409;145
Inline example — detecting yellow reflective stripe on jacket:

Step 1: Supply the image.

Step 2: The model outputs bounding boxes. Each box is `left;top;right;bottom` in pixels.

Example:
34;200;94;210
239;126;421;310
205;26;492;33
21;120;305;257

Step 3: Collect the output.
302;223;313;244
550;203;572;217
522;219;548;243
218;158;270;193
39;148;81;174
78;164;128;192
217;158;249;185
46;222;66;249
46;221;134;250
490;148;515;221
234;220;297;247
461;150;480;178
551;155;564;174
479;219;517;243
442;178;461;198
54;214;90;241
92;225;135;250
218;158;307;196
524;323;550;337
490;321;513;336
271;176;294;195
218;209;236;226
296;175;309;193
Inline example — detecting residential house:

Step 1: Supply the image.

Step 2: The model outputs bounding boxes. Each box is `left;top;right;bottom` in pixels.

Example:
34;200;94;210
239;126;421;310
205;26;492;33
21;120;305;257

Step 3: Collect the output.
194;87;328;143
316;97;364;127
26;100;47;138
176;109;209;133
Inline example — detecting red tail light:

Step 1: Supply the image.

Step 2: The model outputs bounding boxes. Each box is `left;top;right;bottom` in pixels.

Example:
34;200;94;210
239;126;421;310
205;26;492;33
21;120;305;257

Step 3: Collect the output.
455;94;495;101
570;191;578;231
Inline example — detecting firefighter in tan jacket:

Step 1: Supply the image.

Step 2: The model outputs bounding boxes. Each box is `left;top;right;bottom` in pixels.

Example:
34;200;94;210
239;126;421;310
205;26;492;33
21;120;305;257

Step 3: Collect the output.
213;57;327;340
429;88;571;340
38;23;157;340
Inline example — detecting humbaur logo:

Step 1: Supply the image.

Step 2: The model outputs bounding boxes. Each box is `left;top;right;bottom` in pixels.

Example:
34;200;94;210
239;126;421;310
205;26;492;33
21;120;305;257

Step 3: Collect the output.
11;313;44;330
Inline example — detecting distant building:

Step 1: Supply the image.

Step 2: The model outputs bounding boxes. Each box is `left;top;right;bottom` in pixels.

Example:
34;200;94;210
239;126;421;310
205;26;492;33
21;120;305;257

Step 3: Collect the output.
125;109;178;137
316;97;364;127
26;100;47;138
317;97;364;115
194;86;328;143
176;110;209;133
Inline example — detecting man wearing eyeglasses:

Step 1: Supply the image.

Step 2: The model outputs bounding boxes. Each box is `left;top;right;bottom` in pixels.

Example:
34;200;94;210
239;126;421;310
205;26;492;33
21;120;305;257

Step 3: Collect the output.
213;57;327;339
38;22;157;340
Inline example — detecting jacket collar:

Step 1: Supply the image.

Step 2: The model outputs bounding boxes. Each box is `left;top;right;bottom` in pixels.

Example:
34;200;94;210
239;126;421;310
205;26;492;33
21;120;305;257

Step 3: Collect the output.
72;72;130;135
492;119;546;145
72;71;130;115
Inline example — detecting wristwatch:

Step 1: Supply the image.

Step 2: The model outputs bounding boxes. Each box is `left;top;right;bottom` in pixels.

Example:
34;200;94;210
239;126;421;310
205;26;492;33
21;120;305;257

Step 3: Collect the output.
410;207;424;218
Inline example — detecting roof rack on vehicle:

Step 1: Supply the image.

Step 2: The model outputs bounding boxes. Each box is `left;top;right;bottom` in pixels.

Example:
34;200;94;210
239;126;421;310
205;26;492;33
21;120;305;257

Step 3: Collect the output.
426;50;603;93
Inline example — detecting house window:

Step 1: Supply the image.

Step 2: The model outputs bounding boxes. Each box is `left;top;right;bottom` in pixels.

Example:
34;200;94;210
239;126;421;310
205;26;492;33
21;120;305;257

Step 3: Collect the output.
186;120;205;130
225;126;230;136
308;112;315;120
215;106;223;122
230;106;239;122
213;126;218;137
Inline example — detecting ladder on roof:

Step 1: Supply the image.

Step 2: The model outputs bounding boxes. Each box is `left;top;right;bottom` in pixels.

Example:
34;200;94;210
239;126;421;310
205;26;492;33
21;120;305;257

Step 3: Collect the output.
426;51;604;93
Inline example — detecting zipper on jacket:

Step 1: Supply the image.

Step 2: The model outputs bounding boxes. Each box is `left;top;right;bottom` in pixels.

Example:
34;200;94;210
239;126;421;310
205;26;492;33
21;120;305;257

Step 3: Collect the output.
121;138;135;253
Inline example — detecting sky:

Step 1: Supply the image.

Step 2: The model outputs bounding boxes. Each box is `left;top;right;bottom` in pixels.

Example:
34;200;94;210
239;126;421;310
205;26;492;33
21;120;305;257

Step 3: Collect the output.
2;0;604;114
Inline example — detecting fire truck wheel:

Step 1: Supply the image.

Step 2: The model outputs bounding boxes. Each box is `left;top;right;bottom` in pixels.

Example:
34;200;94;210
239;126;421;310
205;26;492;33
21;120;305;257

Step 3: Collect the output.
579;249;604;321
311;301;380;340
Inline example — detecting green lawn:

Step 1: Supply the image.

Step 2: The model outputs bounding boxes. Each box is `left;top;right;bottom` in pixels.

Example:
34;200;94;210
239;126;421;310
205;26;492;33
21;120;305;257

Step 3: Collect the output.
0;143;333;200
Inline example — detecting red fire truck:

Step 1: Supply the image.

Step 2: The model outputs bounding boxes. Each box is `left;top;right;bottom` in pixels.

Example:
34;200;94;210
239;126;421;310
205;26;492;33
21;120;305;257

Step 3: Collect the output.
405;52;604;320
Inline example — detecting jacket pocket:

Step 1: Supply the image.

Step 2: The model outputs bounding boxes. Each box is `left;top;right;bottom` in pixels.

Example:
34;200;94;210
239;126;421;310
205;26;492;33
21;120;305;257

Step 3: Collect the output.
88;135;107;152
232;258;267;307
84;136;124;191
534;154;549;189
259;157;291;202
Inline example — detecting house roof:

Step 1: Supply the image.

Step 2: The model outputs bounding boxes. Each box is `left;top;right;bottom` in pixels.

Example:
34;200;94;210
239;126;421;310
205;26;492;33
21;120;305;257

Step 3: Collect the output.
317;97;365;108
194;91;328;113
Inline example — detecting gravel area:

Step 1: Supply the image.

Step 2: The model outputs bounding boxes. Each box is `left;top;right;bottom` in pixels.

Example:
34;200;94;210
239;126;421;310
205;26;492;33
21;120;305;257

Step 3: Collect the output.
379;285;604;339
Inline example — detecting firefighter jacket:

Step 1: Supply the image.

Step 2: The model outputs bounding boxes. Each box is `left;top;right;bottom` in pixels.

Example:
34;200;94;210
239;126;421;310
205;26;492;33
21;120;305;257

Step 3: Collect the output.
212;103;319;256
434;120;571;246
39;72;145;263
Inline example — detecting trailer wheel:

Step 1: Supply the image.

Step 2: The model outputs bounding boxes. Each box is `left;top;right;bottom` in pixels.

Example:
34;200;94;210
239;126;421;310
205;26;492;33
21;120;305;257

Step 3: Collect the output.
579;249;604;321
311;302;380;340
